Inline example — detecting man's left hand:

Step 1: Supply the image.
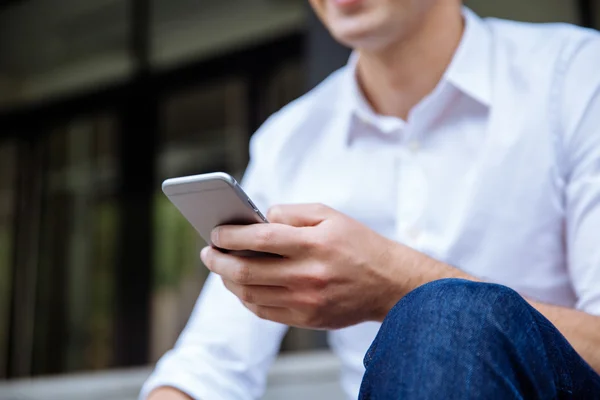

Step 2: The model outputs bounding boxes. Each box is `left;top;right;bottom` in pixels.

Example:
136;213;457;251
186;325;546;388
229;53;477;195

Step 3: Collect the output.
200;203;440;329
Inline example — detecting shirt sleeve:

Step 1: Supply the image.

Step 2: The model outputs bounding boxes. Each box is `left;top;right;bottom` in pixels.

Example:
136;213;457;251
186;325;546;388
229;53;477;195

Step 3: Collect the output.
562;34;600;316
140;122;289;399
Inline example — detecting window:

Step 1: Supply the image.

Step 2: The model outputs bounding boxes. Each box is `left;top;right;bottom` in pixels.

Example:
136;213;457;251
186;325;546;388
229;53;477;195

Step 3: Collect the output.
151;77;248;360
150;59;308;360
0;0;306;380
4;114;121;377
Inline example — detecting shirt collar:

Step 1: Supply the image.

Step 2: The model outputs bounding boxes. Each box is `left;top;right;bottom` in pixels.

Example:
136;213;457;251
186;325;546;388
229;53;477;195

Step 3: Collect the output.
340;6;492;125
444;7;493;107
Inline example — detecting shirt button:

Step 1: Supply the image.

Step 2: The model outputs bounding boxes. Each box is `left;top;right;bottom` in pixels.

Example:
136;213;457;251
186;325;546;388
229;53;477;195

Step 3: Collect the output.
408;140;420;153
407;226;421;240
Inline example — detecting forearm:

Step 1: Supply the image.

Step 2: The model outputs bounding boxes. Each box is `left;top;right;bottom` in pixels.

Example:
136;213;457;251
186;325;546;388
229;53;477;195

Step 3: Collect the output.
147;387;193;400
394;246;600;374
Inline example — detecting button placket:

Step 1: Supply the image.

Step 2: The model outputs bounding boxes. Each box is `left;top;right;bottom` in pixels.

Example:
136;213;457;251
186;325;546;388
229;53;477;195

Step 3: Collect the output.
395;129;428;246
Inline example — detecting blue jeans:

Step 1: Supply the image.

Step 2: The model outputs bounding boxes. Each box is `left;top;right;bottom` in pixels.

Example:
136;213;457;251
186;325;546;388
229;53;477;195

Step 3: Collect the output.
359;279;600;399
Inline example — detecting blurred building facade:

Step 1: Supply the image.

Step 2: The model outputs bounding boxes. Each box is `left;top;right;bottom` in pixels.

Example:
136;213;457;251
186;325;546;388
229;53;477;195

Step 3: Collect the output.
0;0;598;384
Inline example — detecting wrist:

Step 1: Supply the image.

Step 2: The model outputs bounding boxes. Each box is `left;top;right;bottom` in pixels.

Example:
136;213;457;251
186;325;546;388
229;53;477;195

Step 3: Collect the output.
374;242;457;322
148;387;193;400
371;241;413;321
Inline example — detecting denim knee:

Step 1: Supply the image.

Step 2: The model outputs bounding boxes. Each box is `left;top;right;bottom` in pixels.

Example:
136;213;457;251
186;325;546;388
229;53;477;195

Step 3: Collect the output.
361;279;568;399
365;278;534;367
387;278;529;329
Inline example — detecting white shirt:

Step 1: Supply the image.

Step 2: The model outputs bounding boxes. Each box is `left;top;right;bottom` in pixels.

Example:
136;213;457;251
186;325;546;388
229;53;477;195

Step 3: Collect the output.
141;8;600;400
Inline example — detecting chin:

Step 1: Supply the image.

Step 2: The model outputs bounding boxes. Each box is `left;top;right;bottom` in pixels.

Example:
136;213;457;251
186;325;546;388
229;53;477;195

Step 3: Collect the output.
323;5;397;50
330;21;395;51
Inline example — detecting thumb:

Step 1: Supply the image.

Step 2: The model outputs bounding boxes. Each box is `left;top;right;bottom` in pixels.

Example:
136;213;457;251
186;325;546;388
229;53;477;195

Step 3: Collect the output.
267;203;332;227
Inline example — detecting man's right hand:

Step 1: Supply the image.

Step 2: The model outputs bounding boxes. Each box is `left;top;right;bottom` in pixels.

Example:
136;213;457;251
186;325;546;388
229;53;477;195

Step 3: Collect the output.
148;387;193;400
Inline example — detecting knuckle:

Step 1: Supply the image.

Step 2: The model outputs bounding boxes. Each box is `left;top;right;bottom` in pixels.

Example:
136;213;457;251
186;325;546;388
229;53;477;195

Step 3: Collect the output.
243;301;257;315
254;306;269;320
233;262;252;284
302;309;324;328
240;286;254;303
221;277;231;290
317;292;330;310
307;264;330;289
313;203;331;215
299;230;327;254
297;232;316;251
300;291;327;309
311;234;328;253
255;227;274;249
266;205;283;222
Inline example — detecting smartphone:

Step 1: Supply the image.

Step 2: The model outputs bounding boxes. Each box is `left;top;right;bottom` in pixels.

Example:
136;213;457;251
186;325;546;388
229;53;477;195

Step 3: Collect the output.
162;172;269;256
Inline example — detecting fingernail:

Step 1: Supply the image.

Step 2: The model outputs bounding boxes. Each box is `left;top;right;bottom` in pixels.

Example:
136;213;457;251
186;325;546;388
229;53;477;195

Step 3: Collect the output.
211;227;219;246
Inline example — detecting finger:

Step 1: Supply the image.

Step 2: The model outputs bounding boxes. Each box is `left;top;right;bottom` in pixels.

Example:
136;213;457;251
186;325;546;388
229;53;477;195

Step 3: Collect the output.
221;278;293;307
212;223;309;256
201;246;290;286
242;301;294;325
267;203;332;227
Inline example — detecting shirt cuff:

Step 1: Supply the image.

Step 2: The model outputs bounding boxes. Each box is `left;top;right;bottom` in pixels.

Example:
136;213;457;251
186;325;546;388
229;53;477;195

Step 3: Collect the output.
139;368;204;400
139;350;257;400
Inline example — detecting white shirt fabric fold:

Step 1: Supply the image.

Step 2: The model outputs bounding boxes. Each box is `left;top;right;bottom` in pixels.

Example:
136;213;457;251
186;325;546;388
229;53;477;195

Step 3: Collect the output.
141;8;600;400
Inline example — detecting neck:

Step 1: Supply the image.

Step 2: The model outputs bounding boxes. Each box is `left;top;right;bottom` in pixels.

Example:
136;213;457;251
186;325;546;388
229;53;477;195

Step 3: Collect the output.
356;3;464;120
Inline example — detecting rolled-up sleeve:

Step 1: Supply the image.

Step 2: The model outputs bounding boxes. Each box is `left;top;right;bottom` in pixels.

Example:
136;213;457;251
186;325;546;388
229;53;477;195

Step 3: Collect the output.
140;120;289;399
562;36;600;316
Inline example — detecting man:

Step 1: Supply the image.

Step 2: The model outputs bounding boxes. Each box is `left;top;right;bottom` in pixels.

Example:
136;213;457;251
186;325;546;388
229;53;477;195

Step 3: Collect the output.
143;0;600;398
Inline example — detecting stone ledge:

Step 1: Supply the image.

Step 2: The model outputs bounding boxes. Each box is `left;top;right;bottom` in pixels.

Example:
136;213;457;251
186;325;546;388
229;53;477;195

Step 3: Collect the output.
0;350;344;400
